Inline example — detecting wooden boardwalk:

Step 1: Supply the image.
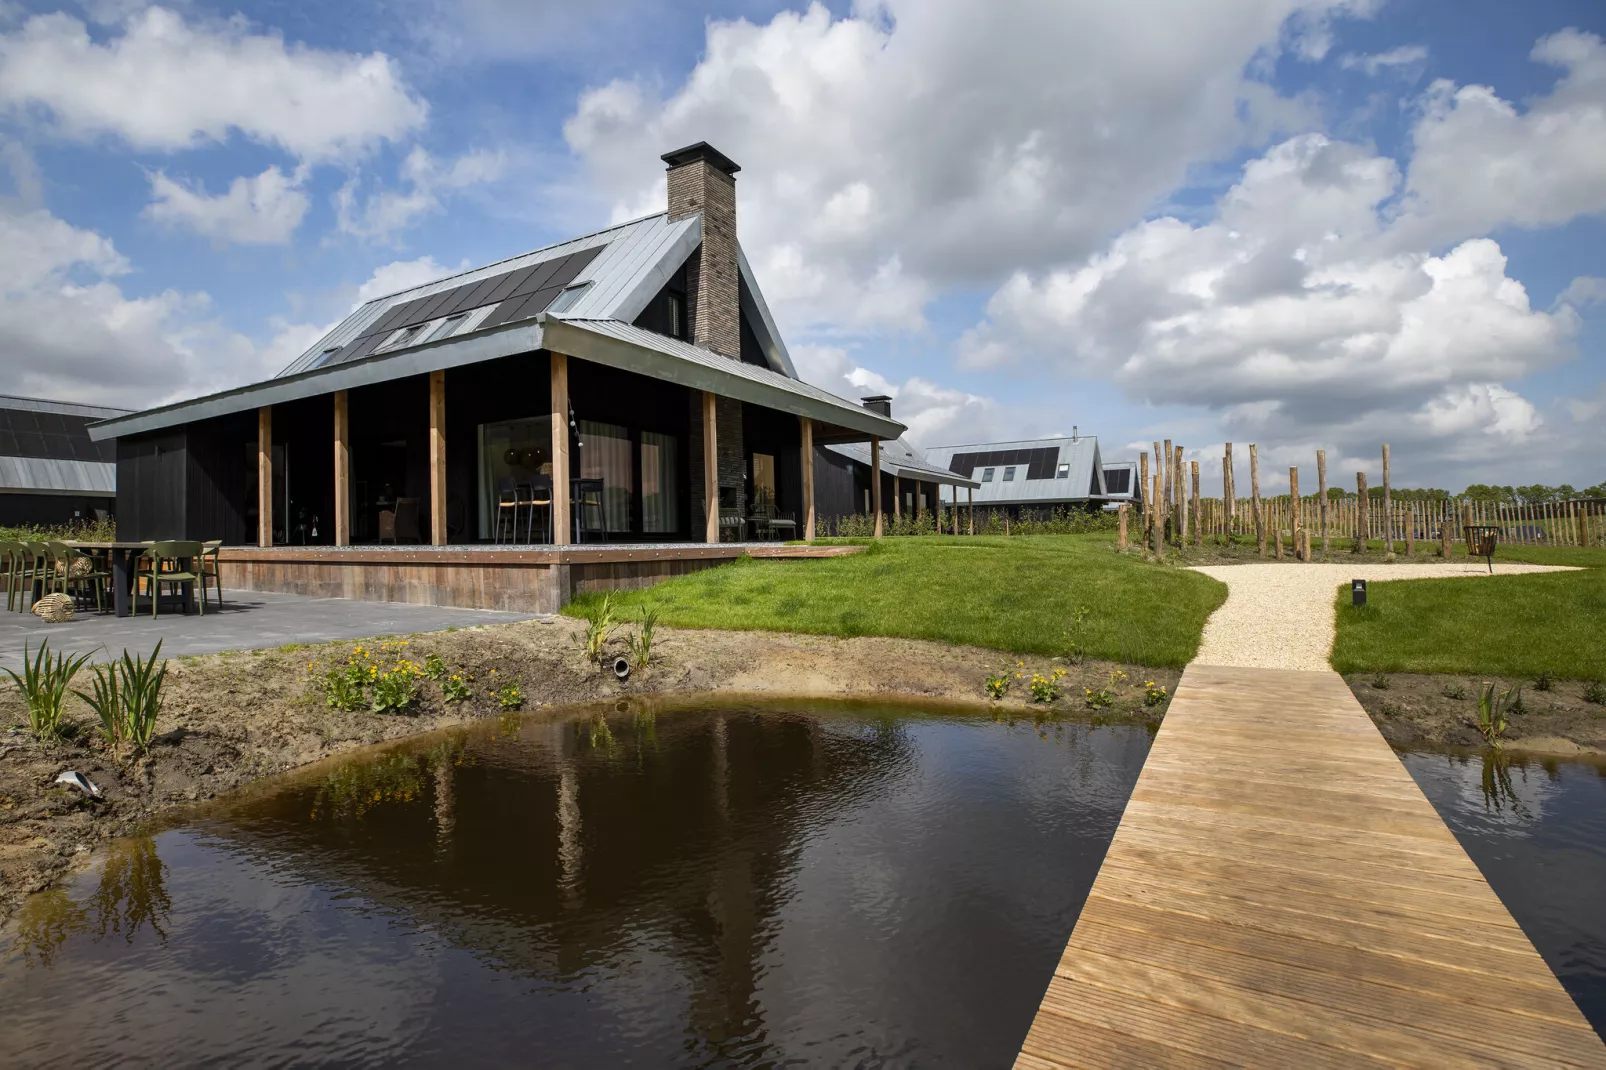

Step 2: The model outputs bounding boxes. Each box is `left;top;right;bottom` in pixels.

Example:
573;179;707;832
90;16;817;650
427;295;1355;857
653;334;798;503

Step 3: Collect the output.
1017;664;1606;1068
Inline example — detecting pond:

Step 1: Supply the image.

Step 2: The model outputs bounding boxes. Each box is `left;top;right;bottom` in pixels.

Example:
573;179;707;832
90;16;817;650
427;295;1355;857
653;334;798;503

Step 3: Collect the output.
1401;749;1606;1037
0;700;1155;1067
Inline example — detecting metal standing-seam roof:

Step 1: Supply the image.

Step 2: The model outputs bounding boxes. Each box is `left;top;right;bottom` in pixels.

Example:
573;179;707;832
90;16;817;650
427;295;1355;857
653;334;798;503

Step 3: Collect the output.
826;438;981;487
0;456;115;495
925;436;1109;505
0;394;127;494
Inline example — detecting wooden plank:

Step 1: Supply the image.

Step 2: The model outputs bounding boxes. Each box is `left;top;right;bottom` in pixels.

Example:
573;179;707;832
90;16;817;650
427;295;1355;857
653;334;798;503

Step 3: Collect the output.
257;405;272;548
871;438;883;538
1016;663;1605;1068
333;389;350;547
800;415;815;541
429;369;447;545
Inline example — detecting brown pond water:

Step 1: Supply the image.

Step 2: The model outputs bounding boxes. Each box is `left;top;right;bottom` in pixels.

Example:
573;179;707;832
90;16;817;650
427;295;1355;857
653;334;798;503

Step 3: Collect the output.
0;700;1154;1067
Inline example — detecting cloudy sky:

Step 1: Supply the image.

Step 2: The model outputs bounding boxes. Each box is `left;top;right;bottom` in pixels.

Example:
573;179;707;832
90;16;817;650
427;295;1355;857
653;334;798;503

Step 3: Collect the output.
0;0;1601;492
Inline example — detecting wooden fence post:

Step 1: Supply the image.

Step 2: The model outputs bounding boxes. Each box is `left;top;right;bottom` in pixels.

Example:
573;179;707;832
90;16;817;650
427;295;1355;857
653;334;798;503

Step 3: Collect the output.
1442;504;1453;558
1316;449;1328;556
1381;444;1392;555
1250;444;1264;557
1356;472;1369;553
1289;466;1301;560
1224;442;1235;540
1118;502;1128;549
1191;461;1202;547
1139;450;1150;547
1151;472;1164;560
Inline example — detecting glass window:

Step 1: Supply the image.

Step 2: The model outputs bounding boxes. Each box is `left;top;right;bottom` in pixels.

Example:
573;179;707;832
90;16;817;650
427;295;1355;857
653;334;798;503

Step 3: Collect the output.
751;453;776;510
309;347;341;369
641;432;679;533
1003;466;1017;481
981;467;995;482
426;313;468;343
668;292;685;339
478;416;553;539
1056;463;1070;479
578;420;634;533
379;324;426;352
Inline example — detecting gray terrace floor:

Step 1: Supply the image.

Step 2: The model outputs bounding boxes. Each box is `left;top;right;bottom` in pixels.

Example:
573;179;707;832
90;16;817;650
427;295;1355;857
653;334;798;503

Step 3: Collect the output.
1;590;541;670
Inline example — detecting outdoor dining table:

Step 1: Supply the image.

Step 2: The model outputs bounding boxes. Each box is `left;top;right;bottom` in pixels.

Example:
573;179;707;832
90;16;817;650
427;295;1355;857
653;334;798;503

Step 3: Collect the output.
65;541;196;618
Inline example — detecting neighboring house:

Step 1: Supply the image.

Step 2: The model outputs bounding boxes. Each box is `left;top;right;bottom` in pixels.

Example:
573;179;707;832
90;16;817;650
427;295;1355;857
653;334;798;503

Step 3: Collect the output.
0;394;129;526
820;399;980;522
88;143;903;545
925;435;1115;516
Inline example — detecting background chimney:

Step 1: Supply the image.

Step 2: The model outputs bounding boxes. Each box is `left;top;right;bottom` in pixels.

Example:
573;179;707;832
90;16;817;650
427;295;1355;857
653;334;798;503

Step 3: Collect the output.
663;142;741;360
861;395;893;418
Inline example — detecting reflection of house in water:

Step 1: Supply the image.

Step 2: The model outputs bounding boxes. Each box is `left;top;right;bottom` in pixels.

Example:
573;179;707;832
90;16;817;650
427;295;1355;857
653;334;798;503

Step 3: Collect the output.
203;709;916;1061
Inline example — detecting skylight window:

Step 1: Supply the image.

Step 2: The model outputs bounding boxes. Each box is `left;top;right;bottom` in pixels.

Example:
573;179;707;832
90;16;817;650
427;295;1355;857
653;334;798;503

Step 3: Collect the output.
980;467;995;482
425;313;468;343
1056;463;1070;479
378;324;426;352
309;347;341;369
1003;466;1017;481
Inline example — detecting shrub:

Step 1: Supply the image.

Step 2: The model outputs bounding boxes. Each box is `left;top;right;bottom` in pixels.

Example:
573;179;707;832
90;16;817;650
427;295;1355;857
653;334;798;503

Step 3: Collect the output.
320;662;367;712
494;683;525;711
1585;679;1606;706
1370;672;1389;690
1442;682;1468;701
5;640;91;743
77;642;168;758
441;673;472;703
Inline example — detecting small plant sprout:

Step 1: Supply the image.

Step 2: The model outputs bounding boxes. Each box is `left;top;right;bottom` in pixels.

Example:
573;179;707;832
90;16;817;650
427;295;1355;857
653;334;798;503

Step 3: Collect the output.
1063;605;1092;663
1370;672;1389;690
1474;684;1513;748
580;593;619;662
1083;685;1113;709
494;683;525;711
983;671;1010;700
1144;681;1168;707
421;653;448;680
5;640;92;743
1534;670;1554;692
1442;682;1468;701
1507;688;1527;717
441;673;472;703
628;606;659;670
1585;679;1606;706
1029;668;1067;703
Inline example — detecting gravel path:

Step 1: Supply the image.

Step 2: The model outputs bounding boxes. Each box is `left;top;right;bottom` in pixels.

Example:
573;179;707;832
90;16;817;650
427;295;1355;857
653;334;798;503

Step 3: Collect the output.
1189;561;1577;671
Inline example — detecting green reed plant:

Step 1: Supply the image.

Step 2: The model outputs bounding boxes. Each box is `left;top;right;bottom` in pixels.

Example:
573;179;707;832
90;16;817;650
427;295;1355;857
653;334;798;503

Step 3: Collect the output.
628;606;659;669
76;642;169;758
1474;683;1512;747
579;592;618;662
5;640;91;742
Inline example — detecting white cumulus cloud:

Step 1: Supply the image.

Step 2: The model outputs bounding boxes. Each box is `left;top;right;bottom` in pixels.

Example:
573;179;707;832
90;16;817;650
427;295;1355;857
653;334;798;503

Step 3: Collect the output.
144;164;310;244
336;146;506;243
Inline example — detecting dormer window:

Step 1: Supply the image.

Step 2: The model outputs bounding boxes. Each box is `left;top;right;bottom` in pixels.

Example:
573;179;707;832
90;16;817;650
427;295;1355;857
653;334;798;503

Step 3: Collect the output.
981;467;995;482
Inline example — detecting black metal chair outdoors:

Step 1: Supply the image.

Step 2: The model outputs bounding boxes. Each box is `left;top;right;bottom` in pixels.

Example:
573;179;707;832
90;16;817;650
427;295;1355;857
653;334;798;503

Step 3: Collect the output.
495;476;522;543
1464;525;1499;573
572;478;606;542
524;477;554;543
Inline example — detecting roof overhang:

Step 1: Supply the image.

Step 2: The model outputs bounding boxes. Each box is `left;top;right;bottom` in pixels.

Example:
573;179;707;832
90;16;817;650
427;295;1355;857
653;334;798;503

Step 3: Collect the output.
91;314;903;445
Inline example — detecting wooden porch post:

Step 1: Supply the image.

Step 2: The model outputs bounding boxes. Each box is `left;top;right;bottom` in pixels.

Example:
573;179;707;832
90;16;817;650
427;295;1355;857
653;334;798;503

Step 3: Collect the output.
257;406;272;548
429;370;447;545
702;390;719;543
551;354;571;546
894;474;901;519
871;439;883;538
333;390;349;546
968;486;974;535
800;416;816;541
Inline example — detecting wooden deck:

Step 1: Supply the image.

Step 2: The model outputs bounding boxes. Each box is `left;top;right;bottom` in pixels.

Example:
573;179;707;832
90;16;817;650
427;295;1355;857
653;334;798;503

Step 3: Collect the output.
1018;664;1606;1068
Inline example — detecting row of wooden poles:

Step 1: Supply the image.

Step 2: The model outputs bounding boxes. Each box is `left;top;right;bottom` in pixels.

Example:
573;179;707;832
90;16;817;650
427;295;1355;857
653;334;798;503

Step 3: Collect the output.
1116;440;1605;558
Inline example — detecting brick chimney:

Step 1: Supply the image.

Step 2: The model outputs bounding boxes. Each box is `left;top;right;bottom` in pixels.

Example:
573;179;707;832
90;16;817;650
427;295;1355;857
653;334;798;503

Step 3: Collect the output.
861;395;893;418
663;142;741;359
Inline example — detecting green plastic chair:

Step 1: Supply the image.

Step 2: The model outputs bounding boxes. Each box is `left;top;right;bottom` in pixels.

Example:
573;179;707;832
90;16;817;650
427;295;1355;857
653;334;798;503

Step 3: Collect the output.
0;541;27;611
142;540;206;618
200;539;224;609
20;542;54;603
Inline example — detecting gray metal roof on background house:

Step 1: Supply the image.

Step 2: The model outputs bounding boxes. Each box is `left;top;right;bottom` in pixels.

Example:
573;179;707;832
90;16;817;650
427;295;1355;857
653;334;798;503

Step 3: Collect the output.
0;394;127;495
925;436;1108;505
826;437;981;488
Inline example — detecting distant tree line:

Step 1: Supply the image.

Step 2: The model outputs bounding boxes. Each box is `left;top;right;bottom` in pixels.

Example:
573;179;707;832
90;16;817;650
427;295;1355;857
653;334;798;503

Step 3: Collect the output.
1268;482;1606;504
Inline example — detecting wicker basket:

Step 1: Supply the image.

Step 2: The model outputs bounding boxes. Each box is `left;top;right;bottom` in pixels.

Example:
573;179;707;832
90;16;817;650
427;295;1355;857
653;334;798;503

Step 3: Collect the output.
31;592;74;623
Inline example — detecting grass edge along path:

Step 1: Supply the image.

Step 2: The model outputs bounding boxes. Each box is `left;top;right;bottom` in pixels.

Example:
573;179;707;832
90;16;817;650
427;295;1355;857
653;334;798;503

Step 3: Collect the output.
565;535;1227;669
1331;552;1606;679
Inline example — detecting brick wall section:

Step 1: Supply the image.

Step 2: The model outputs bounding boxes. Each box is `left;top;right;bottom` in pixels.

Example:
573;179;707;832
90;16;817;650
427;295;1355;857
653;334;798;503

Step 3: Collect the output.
666;159;741;360
688;392;745;539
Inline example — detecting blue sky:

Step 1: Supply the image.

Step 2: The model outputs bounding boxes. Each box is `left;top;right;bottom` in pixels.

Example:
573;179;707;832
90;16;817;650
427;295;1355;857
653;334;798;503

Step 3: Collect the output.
0;0;1601;493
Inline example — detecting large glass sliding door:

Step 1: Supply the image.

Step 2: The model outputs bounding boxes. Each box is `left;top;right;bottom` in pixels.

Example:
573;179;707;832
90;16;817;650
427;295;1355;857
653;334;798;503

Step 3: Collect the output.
577;421;632;534
478;416;552;539
641;431;678;534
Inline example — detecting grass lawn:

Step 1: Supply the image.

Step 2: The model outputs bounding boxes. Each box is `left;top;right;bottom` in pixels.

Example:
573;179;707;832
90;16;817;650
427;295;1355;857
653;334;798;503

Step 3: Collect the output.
565;535;1227;668
1332;548;1606;680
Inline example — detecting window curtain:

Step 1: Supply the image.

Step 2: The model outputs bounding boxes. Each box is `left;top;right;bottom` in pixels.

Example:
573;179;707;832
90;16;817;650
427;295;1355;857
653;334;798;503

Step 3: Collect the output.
578;420;633;533
641;431;678;534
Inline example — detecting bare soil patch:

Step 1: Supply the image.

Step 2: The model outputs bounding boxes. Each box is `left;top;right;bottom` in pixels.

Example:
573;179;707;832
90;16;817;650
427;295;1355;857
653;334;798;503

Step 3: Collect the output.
1346;671;1606;755
0;618;1173;925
